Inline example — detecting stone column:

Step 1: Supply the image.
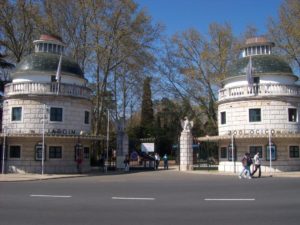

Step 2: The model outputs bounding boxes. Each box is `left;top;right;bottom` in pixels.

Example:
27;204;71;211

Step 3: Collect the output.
180;130;193;171
116;118;129;170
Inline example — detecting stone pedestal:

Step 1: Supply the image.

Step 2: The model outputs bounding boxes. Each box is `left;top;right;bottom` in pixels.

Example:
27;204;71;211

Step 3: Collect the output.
116;133;128;169
180;131;193;171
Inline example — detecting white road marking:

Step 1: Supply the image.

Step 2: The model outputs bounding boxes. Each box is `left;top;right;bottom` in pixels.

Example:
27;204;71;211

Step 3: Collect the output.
204;198;255;201
112;197;155;201
30;194;72;198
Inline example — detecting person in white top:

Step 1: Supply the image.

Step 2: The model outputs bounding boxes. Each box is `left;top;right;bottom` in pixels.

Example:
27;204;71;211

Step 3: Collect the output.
251;152;261;178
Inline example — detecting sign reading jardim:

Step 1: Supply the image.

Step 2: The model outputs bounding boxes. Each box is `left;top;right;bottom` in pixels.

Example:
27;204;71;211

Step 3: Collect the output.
47;129;77;135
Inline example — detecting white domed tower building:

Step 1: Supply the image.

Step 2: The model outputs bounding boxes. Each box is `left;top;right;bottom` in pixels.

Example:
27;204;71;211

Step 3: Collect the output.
200;37;300;173
0;34;100;174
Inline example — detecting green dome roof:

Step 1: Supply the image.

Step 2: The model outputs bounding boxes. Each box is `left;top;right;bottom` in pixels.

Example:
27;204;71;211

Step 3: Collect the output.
13;52;84;78
228;55;293;77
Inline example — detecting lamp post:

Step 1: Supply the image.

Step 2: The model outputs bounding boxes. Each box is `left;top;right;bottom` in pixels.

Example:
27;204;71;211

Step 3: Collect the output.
105;109;110;173
42;104;47;176
267;102;272;175
229;105;235;173
42;104;47;175
231;132;235;173
2;126;6;174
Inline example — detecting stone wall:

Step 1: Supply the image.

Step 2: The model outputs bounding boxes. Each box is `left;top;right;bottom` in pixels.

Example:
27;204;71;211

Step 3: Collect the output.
3;137;92;174
218;98;300;136
2;96;91;135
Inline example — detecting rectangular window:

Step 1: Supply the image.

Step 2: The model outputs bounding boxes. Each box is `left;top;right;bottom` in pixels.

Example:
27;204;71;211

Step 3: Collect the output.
249;146;263;158
288;108;297;122
43;43;47;52
49;43;53;52
253;77;260;84
266;145;276;161
249;108;261;122
9;146;21;158
12;107;22;121
49;146;62;159
220;112;226;125
84;111;90;124
289;146;299;158
84;147;90;159
220;147;227;158
35;144;46;161
51;75;56;82
228;144;237;161
50;107;63;122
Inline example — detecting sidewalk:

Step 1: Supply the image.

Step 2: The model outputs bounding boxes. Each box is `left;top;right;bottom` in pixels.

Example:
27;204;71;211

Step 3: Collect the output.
183;169;300;178
1;168;300;182
0;173;86;182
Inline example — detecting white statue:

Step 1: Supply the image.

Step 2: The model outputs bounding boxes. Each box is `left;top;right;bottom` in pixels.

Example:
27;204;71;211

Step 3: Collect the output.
181;117;193;132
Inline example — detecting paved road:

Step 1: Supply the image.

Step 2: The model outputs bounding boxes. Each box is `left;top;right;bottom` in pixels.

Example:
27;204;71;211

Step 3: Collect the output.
1;170;300;225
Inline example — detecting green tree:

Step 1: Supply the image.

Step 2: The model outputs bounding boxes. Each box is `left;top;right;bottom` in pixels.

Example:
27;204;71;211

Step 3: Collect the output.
140;77;154;137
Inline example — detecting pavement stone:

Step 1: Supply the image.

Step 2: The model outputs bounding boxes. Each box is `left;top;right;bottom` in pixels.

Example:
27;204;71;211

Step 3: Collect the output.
1;166;300;182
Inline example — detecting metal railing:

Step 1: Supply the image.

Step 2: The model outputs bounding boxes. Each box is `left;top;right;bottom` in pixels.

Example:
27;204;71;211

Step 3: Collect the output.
4;82;91;99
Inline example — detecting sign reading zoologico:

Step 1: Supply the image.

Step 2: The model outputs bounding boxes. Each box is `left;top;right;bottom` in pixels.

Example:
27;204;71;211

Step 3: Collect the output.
228;129;284;136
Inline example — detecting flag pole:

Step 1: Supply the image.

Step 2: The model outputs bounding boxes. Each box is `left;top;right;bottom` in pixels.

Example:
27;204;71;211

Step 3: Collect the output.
56;54;62;95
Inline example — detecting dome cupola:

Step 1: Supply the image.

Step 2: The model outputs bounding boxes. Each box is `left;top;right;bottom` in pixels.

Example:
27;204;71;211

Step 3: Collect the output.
12;34;84;80
241;36;275;58
33;34;66;54
226;36;294;80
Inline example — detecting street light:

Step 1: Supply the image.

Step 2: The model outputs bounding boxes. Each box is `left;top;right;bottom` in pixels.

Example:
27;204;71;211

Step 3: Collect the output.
267;102;272;175
2;126;7;174
229;105;235;173
231;132;235;173
105;109;110;173
42;104;48;176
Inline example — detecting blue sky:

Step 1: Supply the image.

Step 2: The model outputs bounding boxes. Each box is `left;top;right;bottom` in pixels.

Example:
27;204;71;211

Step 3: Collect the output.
136;0;283;37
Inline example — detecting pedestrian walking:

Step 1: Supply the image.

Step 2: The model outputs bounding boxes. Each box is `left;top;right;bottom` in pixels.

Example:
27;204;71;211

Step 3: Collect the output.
163;154;168;170
251;152;261;178
239;153;252;179
155;153;160;170
124;155;130;172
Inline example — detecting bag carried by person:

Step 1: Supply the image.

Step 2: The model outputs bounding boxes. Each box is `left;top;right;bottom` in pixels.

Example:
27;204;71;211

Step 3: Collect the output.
247;157;253;166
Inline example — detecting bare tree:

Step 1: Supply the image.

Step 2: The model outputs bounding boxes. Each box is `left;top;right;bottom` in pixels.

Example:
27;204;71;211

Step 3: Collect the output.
268;0;300;74
158;24;236;132
0;0;40;63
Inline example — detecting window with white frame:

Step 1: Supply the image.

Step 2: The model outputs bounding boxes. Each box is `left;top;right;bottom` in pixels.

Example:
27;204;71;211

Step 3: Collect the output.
249;146;263;158
288;108;297;122
289;146;299;158
220;147;227;159
9;146;21;159
84;147;90;159
249;108;261;122
12;107;22;121
220;111;226;125
50;107;63;122
49;146;62;159
84;111;90;124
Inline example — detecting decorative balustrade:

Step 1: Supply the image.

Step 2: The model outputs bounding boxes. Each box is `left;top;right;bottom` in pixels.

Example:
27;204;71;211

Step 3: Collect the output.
4;82;91;99
219;83;300;101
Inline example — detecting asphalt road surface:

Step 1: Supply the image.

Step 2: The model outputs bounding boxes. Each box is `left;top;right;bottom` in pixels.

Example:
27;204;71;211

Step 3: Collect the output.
1;170;300;225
